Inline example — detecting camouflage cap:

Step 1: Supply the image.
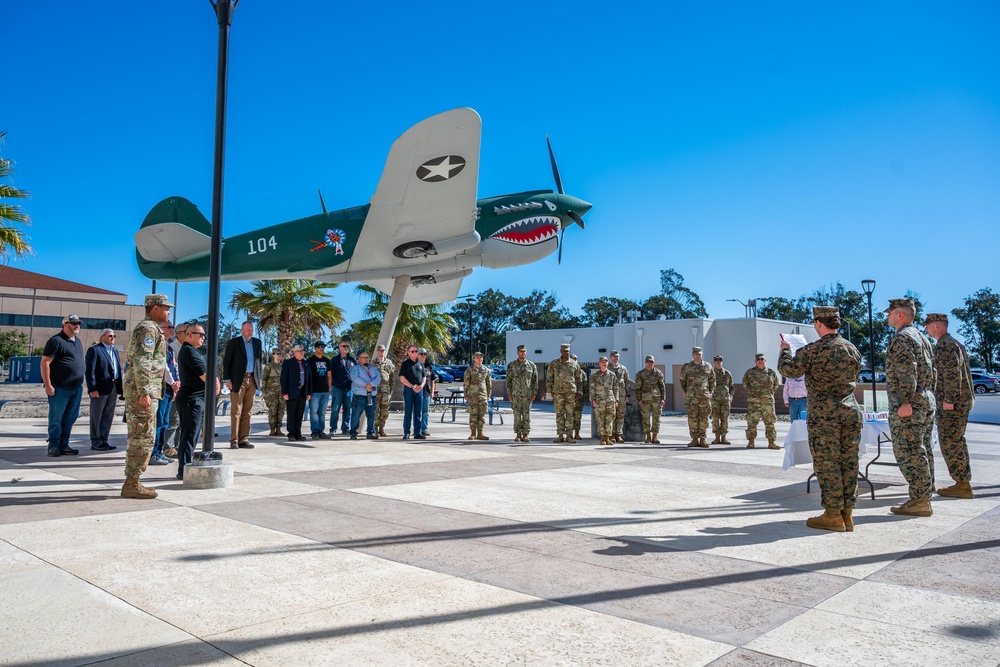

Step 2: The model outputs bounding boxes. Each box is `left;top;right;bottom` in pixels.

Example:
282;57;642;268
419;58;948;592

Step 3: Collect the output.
598;355;608;362
813;305;839;318
755;353;766;360
144;294;174;308
271;347;282;355
516;344;526;351
692;346;702;354
376;344;386;351
610;349;620;356
473;350;483;357
925;313;948;325
560;343;571;350
644;355;655;363
713;355;723;361
883;297;914;313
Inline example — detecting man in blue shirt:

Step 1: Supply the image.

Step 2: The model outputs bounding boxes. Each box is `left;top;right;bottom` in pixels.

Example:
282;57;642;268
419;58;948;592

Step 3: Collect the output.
349;350;381;440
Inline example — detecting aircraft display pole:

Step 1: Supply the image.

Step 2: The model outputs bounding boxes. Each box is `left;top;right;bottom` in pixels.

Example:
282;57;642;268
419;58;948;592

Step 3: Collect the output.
376;276;410;353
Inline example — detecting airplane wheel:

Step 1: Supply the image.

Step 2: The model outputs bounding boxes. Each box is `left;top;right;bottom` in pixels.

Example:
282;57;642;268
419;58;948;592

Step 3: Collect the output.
393;241;434;259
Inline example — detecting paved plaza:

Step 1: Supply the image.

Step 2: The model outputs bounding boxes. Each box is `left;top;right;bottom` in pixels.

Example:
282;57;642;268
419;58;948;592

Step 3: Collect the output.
1;407;998;666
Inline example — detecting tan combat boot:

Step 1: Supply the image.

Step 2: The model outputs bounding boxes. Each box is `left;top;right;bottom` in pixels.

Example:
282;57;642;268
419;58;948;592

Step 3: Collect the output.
937;481;974;499
697;437;709;448
746;440;755;449
806;509;846;532
720;436;731;445
275;427;285;437
469;428;477;440
687;438;699;447
602;437;612;446
572;429;580;441
565;434;576;444
615;435;624;443
651;432;660;444
553;435;564;443
891;498;932;517
513;434;522;442
644;433;651;443
477;430;490;441
522;435;530;443
711;434;721;445
841;508;854;532
767;439;780;450
121;476;157;500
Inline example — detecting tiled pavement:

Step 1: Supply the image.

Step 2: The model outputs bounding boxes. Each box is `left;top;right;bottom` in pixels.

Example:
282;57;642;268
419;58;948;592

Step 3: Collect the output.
1;410;999;666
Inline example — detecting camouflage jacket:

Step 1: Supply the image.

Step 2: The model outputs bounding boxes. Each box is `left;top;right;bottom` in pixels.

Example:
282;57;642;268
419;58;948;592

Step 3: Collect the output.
634;368;666;403
463;364;493;399
680;361;715;399
373;357;396;394
506;359;538;398
712;368;735;402
576;365;589;397
608;363;630;400
932;333;974;410
886;323;936;410
589;369;620;403
123;318;166;400
261;361;283;397
547;357;580;395
777;333;861;409
742;366;780;402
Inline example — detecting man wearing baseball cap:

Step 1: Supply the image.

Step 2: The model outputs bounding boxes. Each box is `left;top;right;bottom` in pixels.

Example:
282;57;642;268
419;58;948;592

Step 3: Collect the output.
40;313;87;458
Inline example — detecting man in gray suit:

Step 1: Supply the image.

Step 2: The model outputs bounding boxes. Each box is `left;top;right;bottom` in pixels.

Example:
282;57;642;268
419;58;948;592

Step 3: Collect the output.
85;329;123;451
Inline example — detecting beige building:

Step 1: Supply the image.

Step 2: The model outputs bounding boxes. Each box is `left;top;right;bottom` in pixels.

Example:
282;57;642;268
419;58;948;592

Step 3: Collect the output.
0;266;147;354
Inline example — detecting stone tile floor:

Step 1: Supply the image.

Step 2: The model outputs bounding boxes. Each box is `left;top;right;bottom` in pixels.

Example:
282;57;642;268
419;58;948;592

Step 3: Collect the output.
1;410;998;666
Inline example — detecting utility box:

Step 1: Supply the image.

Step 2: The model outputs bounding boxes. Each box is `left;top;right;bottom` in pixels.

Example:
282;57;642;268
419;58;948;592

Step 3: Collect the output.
7;356;43;384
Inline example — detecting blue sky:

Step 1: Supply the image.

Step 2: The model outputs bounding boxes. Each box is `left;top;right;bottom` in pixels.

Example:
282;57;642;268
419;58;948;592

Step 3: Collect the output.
4;1;998;332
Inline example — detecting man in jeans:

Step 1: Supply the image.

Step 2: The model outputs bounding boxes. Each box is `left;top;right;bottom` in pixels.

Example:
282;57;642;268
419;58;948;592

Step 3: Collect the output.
307;342;331;439
783;374;808;421
349;350;381;440
40;314;86;457
329;340;355;436
418;349;436;437
398;345;426;440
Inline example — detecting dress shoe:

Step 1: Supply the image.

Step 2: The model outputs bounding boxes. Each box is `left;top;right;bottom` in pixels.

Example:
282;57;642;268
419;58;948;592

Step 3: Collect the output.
238;442;254;449
58;446;78;455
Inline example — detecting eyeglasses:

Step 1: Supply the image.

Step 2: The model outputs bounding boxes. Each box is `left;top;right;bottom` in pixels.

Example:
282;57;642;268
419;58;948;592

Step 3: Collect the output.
107;335;116;339
189;331;206;337
408;349;417;353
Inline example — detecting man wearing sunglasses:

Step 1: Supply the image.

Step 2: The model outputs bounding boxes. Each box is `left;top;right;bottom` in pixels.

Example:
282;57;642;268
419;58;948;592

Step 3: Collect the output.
85;328;123;452
329;340;356;436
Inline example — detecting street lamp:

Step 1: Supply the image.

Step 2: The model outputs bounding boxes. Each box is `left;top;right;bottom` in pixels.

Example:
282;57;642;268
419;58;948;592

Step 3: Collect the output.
861;279;877;410
458;295;477;363
727;298;757;318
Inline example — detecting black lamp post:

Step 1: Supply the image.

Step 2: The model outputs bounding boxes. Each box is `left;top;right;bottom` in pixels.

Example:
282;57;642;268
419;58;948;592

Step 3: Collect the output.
861;279;877;411
457;294;476;363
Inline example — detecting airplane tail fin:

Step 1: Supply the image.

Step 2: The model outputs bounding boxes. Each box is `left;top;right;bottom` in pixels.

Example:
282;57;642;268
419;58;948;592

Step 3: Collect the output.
135;197;214;280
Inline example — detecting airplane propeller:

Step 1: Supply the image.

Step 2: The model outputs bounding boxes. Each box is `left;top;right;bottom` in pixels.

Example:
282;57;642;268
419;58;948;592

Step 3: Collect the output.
546;135;588;264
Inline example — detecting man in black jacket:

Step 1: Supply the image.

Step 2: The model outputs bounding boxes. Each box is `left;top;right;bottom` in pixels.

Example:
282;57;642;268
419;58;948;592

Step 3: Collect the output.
280;345;312;441
329;339;356;436
85;329;123;452
222;321;263;449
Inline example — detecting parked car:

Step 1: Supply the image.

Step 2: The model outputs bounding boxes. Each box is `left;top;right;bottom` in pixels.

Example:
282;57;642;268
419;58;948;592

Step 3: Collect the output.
449;365;468;381
491;371;506;381
859;371;886;383
435;369;455;383
971;372;999;394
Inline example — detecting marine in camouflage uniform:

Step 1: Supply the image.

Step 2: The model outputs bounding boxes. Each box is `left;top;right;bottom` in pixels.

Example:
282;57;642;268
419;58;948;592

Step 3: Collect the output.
925;313;975;499
547;343;580;443
779;306;863;532
885;298;937;517
589;357;620;445
607;351;630;443
742;354;780;449
680;346;716;447
373;344;396;437
506;345;538;442
711;355;735;444
464;352;493;440
121;294;171;499
634;355;666;443
261;348;285;436
570;354;588;440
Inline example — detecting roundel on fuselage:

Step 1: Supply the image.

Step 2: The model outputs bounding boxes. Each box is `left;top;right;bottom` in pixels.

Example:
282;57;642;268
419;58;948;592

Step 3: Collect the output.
416;155;466;182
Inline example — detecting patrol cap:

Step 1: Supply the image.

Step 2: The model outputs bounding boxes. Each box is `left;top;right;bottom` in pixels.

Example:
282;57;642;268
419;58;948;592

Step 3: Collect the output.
144;294;173;308
692;346;702;354
560;343;571;350
473;350;483;358
516;344;526;351
813;305;839;318
713;355;723;361
62;314;82;325
271;347;282;355
314;341;326;348
925;313;948;325
418;347;428;354
376;344;387;351
610;349;620;356
291;344;304;352
755;353;766;360
884;297;914;313
598;355;608;362
644;355;655;363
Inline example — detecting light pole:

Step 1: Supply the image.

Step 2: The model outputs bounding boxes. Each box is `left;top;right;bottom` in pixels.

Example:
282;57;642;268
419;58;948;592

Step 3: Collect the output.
861;279;877;411
458;294;476;363
727;298;757;318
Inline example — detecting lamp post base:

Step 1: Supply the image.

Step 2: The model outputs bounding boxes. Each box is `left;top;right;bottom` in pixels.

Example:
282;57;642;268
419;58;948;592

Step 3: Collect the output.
183;461;234;489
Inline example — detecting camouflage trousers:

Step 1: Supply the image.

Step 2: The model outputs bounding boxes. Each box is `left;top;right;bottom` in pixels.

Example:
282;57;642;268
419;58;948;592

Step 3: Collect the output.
808;406;862;511
613;401;626;436
594;401;616;439
264;395;284;429
936;406;971;483
125;397;157;478
889;407;935;501
686;396;711;438
553;392;575;436
467;396;488;431
573;394;585;433
375;390;392;431
711;399;731;436
639;401;661;435
746;400;777;442
511;394;532;436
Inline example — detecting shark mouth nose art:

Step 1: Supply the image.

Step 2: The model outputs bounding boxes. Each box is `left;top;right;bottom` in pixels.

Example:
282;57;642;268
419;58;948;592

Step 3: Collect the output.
490;216;561;245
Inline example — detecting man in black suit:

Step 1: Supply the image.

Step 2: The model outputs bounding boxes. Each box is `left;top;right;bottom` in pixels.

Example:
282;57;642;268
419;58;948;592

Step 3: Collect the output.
85;329;123;452
222;321;263;449
280;345;312;441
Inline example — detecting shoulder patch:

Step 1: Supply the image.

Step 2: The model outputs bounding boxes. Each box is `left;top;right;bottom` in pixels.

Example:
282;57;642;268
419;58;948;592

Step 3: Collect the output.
143;337;155;349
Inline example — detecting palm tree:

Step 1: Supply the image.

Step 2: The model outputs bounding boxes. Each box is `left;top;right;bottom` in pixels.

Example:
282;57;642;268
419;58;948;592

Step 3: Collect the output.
229;280;346;354
350;284;456;362
0;131;32;262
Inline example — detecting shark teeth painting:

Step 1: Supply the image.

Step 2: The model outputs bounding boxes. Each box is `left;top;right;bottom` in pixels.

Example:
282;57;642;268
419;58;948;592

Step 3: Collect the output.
489;216;560;246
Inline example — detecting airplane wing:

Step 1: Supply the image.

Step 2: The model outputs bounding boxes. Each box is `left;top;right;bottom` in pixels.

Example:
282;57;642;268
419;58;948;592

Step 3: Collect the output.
346;108;482;276
134;222;211;262
362;269;471;307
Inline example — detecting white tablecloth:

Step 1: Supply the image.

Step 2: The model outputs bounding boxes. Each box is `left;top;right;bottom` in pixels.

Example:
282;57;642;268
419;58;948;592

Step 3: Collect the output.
782;419;885;471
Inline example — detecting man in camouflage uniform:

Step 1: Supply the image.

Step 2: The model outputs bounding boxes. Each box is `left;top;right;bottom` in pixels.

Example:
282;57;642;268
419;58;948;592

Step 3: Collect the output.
506;344;538;442
373;344;395;437
590;356;620;446
261;348;285;436
680;346;715;447
464;351;493;440
121;294;171;500
779;306;863;532
547;342;580;443
925;313;975;499
570;354;588;440
710;355;735;444
885;298;938;517
607;351;630;443
743;353;780;449
634;355;666;443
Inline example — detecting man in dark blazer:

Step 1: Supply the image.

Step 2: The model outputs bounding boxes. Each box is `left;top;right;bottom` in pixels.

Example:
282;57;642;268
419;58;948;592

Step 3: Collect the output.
222;321;264;449
85;329;123;451
280;345;312;441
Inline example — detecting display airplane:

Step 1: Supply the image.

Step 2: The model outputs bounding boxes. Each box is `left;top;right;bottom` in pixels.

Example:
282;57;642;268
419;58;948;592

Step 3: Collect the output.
135;108;590;348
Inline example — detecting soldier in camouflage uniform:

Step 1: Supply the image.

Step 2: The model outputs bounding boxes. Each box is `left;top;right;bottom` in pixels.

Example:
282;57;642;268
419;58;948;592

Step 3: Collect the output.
261;348;285;436
121;294;171;500
680;346;716;447
884;298;938;517
464;351;493;440
711;355;735;444
743;353;780;449
589;356;620;446
547;343;580;443
373;344;396;437
925;313;975;499
634;355;666;443
570;354;588;440
779;306;863;532
607;351;630;443
506;344;538;442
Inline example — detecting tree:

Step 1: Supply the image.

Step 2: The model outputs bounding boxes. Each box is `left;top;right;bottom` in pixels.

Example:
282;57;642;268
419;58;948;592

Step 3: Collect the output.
350;284;456;363
0;131;32;262
757;297;811;323
447;288;519;363
658;269;708;318
511;290;581;331
0;329;29;363
228;280;345;353
580;297;641;327
953;288;1000;373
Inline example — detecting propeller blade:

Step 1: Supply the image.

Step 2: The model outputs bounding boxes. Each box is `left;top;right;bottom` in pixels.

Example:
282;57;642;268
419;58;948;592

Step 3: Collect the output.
546;135;564;195
557;227;565;264
568;210;586;230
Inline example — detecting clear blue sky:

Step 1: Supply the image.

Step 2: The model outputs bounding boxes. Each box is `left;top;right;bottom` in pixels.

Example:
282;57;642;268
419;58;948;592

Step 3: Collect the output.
5;1;998;332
